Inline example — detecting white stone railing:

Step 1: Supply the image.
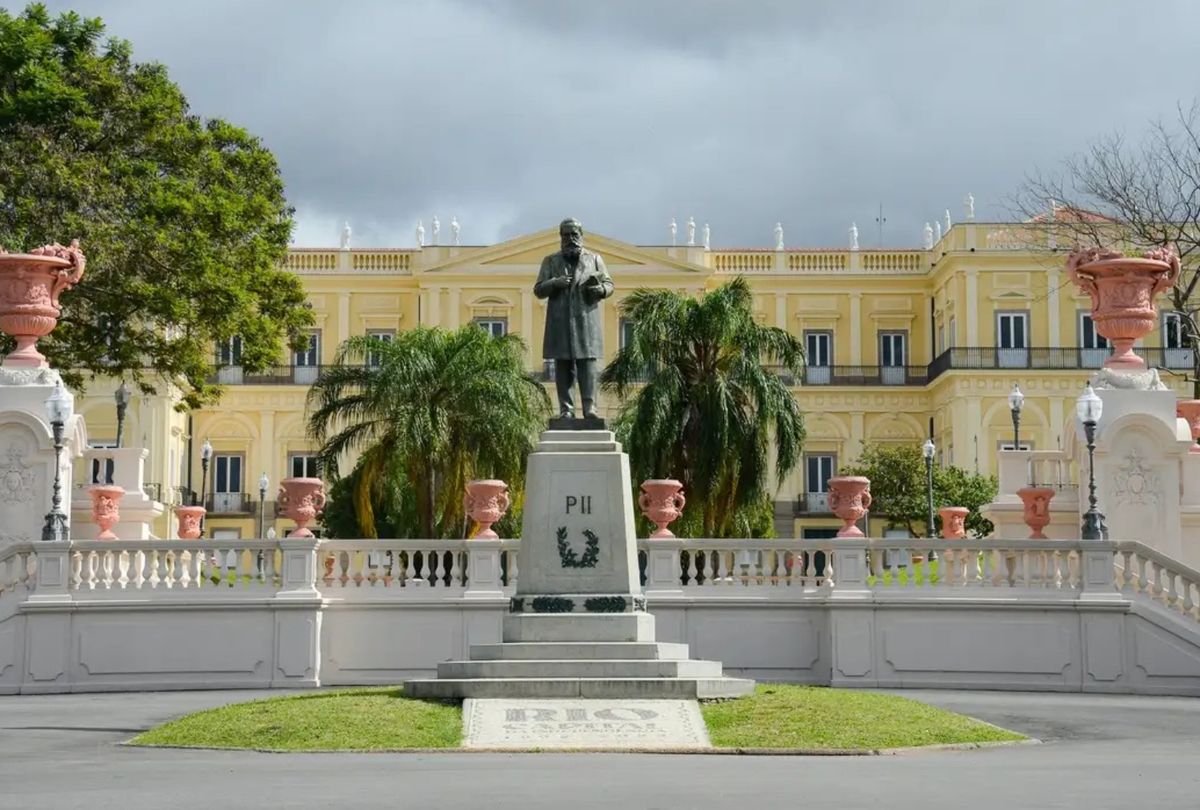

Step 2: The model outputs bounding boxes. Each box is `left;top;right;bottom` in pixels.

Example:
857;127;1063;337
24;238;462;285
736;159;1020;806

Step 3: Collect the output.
67;538;288;593
285;249;415;275
7;537;1197;629
709;249;925;275
0;542;36;599
1118;541;1200;624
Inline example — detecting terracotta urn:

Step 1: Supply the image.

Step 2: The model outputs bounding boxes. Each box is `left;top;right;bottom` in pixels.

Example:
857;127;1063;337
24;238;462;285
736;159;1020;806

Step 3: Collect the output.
1066;247;1179;371
277;477;326;538
88;484;124;540
0;241;86;368
1177;400;1200;453
638;479;686;538
1016;485;1055;540
174;505;206;540
464;479;510;539
939;506;969;540
828;475;872;538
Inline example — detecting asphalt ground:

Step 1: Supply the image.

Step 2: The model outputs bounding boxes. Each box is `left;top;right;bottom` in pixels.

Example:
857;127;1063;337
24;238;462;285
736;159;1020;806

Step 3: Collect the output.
1;688;1196;810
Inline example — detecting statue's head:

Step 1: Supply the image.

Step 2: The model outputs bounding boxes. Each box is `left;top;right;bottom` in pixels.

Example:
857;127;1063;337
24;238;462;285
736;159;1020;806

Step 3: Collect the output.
560;218;583;260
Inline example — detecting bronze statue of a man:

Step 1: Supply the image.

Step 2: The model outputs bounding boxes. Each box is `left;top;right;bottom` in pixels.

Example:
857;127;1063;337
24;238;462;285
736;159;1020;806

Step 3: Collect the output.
534;218;615;420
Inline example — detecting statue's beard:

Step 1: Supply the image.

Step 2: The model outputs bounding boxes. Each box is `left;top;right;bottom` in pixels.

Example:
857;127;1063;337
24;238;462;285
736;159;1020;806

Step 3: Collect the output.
563;244;581;260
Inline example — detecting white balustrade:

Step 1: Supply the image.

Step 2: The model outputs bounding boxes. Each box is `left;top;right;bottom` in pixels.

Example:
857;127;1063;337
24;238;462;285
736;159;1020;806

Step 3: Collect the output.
0;543;36;598
67;539;284;592
1117;541;1200;624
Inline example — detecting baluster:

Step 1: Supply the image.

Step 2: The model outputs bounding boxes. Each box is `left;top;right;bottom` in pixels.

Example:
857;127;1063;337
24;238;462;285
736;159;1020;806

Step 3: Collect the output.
85;551;98;590
69;550;82;590
449;549;463;588
115;550;130;590
965;547;980;585
428;549;442;588
822;548;834;586
262;546;276;587
716;549;730;584
99;550;114;590
1136;555;1149;595
350;551;364;587
1150;562;1164;601
404;549;418;587
1165;570;1179;610
685;549;699;586
803;550;815;587
1052;550;1063;589
1184;579;1197;621
152;549;166;588
772;549;785;586
978;548;991;588
887;548;900;587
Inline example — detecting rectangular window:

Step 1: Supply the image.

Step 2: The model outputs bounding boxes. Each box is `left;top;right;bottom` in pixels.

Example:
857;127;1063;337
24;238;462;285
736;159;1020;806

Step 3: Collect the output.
212;454;243;513
289;454;320;479
1079;311;1109;368
366;329;395;368
804;331;832;385
1164;312;1194;369
996;312;1029;368
217;336;243;366
619;319;636;351
879;331;907;384
293;331;321;384
474;319;507;338
804;454;835;512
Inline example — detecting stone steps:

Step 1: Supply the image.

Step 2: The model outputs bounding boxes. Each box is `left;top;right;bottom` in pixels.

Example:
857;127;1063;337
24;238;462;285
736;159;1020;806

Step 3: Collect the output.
438;658;724;679
469;641;690;661
403;676;756;700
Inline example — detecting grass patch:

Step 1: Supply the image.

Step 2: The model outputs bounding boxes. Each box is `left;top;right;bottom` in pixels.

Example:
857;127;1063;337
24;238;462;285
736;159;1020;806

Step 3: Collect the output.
702;684;1024;750
130;688;461;751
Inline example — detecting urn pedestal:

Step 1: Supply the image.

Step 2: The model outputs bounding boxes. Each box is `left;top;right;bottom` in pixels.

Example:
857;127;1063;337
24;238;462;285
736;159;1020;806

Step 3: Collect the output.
0;242;86;368
465;479;510;539
1066;248;1179;372
1016;486;1055;540
828;476;871;538
277;477;326;538
88;484;125;540
174;505;206;540
638;479;686;538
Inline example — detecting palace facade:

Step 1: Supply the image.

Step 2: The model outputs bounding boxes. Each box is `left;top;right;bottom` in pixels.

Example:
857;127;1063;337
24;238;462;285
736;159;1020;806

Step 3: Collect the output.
72;219;1194;539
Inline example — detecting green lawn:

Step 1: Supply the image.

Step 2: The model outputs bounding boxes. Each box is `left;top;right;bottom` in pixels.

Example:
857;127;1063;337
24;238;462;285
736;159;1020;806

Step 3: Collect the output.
702;684;1024;750
130;688;461;750
130;683;1022;752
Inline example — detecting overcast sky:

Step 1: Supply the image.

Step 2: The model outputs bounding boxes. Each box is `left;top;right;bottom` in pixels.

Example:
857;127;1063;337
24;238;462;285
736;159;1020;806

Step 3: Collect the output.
32;0;1200;248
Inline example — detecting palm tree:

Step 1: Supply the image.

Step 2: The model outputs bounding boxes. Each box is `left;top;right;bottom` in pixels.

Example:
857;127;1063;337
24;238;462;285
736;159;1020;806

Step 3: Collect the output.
601;277;805;537
307;326;550;538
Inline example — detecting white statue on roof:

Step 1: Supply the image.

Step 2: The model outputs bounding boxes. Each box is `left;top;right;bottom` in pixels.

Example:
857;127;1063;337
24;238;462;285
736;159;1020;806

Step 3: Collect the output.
774;222;784;251
849;222;859;251
415;219;425;247
686;217;696;246
340;221;351;250
431;215;440;245
451;215;460;246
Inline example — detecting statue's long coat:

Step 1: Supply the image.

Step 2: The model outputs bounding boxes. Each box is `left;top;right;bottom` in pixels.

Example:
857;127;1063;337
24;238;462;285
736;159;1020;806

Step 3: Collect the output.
533;249;614;359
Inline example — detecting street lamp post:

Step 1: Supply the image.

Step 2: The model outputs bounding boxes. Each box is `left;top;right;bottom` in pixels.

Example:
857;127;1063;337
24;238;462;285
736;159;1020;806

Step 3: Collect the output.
1008;384;1024;450
258;472;269;539
1077;384;1108;540
114;381;131;449
199;439;213;532
922;438;936;539
41;382;74;541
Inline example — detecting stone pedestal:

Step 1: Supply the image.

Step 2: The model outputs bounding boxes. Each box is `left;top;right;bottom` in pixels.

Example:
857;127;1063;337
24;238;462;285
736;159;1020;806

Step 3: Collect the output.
0;368;85;547
70;447;164;540
405;429;753;699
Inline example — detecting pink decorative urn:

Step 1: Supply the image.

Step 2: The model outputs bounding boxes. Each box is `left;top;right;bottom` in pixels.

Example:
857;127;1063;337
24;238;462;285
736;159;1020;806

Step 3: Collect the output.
1177;400;1200;453
277;477;326;538
828;475;872;538
638;479;686;538
0;241;86;368
1016;485;1055;540
939;506;969;540
88;484;124;540
464;479;510;539
174;505;206;540
1066;247;1179;371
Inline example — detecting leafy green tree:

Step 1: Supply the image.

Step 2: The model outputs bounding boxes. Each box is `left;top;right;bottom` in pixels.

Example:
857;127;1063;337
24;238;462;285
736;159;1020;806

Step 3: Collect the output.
840;443;998;538
602;277;805;537
0;4;311;406
307;326;551;538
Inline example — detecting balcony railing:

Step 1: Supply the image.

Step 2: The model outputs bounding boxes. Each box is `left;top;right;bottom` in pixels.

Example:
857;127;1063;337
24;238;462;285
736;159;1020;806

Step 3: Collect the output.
794;492;832;514
204;492;255;515
203;346;1197;390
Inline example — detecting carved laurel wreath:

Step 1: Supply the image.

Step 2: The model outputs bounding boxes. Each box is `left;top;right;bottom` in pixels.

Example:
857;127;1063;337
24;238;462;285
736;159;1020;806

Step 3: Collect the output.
556;526;600;568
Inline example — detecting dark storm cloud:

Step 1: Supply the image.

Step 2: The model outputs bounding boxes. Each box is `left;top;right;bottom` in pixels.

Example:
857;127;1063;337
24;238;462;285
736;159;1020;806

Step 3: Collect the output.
32;0;1200;248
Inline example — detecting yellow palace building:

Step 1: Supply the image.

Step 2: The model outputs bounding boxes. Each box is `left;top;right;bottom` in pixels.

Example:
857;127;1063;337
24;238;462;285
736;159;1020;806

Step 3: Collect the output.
73;215;1194;540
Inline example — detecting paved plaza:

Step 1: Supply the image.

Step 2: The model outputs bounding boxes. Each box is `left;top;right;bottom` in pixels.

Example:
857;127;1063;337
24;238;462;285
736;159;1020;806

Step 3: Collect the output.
1;689;1197;810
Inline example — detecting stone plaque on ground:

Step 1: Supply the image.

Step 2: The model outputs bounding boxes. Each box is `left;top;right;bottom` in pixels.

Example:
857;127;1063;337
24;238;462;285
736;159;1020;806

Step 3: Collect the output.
463;698;710;750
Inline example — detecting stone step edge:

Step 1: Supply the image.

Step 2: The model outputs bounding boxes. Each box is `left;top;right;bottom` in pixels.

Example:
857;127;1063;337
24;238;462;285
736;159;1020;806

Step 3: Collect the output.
469;642;691;660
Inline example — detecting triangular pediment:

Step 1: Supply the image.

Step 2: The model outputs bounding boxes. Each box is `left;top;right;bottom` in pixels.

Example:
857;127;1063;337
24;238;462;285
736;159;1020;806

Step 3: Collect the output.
419;228;706;275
